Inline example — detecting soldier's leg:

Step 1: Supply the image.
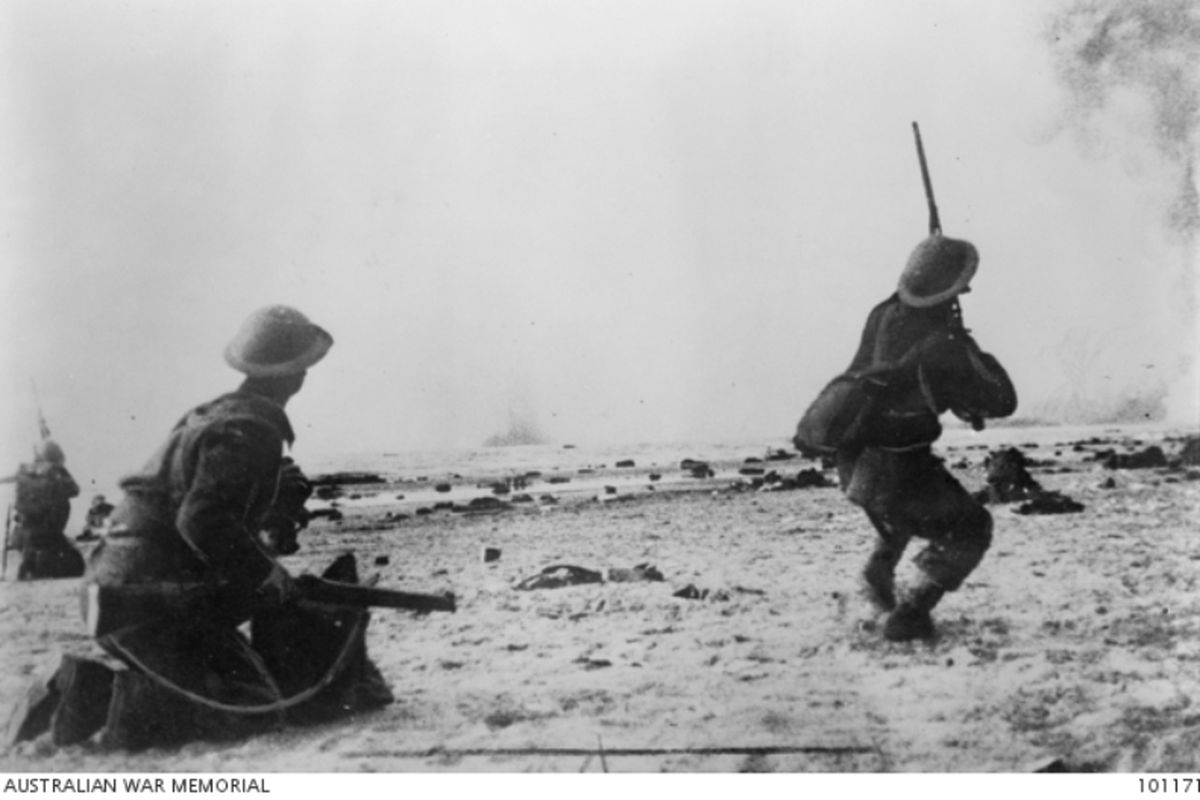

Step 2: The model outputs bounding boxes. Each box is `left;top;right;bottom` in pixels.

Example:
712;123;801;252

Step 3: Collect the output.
861;511;910;612
838;448;911;612
250;553;393;726
97;621;285;751
883;466;993;642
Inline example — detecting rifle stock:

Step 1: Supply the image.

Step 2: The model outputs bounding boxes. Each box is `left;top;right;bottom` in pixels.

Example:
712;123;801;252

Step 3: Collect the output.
84;576;456;638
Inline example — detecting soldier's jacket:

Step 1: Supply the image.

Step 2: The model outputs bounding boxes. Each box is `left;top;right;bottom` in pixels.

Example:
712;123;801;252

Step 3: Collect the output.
87;391;297;620
837;293;1015;450
796;293;1016;455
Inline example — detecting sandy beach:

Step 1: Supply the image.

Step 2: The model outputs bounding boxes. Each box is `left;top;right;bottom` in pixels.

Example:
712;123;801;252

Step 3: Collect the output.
1;423;1198;773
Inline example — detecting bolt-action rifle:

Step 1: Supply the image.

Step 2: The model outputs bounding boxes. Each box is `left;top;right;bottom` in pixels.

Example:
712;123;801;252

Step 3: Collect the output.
912;121;941;236
84;574;457;638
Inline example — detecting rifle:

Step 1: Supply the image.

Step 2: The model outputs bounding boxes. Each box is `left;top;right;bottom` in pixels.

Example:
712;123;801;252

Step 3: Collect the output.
30;379;51;441
83;574;456;638
2;505;11;581
911;121;941;236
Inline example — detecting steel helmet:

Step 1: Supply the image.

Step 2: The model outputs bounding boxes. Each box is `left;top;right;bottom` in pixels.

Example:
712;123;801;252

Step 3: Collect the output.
223;305;333;377
897;235;978;308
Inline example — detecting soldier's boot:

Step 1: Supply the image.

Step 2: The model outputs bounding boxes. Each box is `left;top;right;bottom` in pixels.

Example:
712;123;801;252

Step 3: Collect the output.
49;656;115;746
883;582;945;642
3;655;115;749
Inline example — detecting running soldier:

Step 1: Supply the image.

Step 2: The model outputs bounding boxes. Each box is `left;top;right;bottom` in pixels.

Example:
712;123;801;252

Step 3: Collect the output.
796;234;1017;641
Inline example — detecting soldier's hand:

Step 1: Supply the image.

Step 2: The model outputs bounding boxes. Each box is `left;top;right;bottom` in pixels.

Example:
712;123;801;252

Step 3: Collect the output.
257;563;300;607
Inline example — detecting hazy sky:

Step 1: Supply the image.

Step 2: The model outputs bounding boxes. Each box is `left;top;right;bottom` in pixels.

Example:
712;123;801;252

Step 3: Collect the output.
2;0;1197;494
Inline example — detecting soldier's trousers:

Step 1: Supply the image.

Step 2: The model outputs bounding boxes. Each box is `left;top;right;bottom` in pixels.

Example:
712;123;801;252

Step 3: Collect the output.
837;446;992;591
5;559;393;752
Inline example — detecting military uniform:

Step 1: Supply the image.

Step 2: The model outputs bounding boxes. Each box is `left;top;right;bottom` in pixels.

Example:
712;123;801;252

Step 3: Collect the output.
797;236;1016;641
8;444;85;580
5;306;391;752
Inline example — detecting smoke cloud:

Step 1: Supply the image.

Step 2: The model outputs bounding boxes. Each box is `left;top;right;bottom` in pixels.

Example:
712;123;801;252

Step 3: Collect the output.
1043;0;1200;424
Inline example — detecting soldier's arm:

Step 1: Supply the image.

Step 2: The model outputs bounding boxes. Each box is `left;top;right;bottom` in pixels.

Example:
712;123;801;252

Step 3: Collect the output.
174;417;285;588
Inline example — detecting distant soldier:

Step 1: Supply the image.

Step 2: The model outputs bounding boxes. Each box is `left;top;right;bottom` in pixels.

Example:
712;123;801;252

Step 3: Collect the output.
6;305;393;751
796;235;1017;641
77;494;116;541
1;439;85;580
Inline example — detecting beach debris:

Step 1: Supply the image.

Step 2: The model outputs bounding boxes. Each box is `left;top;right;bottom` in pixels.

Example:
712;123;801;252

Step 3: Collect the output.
604;485;618;495
374;555;390;566
310;471;386;486
482;547;502;563
1014;491;1085;515
973;448;1042;504
539;494;559;505
435;483;452;493
615;459;636;468
457;496;511;515
648;473;662;481
744;457;763;464
490;482;510;495
514;564;604;591
607;563;665;583
1100;446;1168;470
765;449;794;462
756;468;830;492
673;584;730;601
546;476;571;484
574;657;613;670
739;466;765;476
511;493;534;504
681;458;712;473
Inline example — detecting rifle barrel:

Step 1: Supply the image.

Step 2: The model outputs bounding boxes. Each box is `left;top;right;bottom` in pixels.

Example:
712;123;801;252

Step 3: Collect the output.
911;121;941;236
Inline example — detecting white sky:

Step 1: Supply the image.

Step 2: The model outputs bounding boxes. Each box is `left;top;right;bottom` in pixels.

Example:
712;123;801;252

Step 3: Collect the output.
2;0;1197;494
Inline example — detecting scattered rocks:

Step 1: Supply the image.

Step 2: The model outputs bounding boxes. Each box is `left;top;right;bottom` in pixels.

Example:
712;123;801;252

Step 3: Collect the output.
615;459;636;468
308;508;344;522
764;449;794;462
1179;437;1200;466
434;483;452;493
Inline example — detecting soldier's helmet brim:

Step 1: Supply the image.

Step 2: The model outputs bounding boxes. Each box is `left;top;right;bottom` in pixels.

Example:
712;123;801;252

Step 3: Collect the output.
897;235;979;308
223;305;334;377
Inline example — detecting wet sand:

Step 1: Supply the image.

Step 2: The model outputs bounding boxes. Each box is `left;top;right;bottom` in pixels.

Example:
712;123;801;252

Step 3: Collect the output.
1;425;1198;772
